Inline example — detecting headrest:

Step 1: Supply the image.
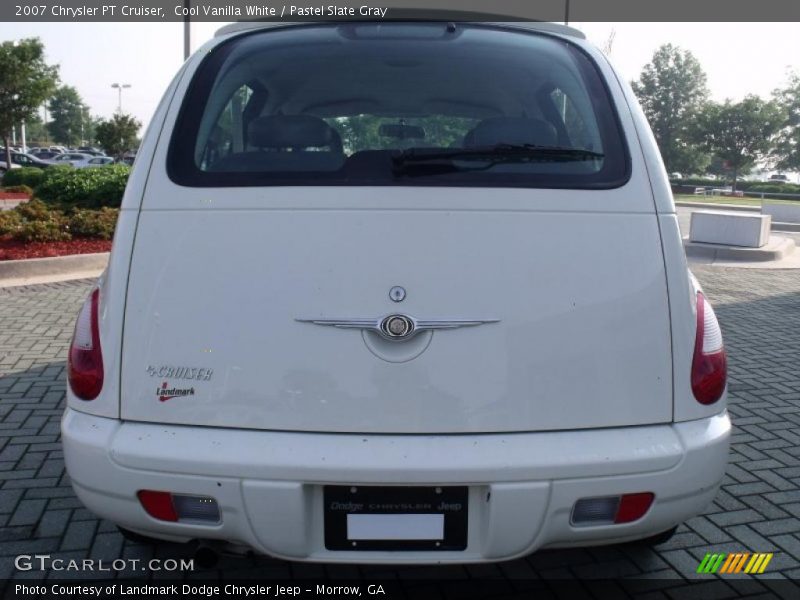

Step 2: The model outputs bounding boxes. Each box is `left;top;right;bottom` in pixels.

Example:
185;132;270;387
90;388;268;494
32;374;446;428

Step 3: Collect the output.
248;115;343;152
465;117;558;148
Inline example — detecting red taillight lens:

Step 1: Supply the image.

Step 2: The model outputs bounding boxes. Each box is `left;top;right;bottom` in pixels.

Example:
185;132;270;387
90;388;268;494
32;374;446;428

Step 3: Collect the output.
691;292;727;405
615;492;655;524
68;288;104;400
137;490;178;522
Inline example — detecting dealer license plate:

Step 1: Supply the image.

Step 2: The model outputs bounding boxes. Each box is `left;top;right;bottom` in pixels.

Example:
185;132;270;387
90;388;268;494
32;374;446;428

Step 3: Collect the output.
324;486;468;551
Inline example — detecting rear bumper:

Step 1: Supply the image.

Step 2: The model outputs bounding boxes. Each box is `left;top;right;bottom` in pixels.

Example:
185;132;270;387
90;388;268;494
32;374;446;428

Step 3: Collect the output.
62;409;730;563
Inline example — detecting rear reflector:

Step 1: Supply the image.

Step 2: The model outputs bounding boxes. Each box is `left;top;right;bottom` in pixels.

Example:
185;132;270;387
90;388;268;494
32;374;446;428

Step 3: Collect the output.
615;492;655;524
67;288;104;400
137;490;177;522
137;490;220;523
571;492;655;526
691;292;727;404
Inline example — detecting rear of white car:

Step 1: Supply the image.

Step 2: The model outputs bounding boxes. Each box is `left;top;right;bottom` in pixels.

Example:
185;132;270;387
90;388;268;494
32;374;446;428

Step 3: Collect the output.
61;20;729;563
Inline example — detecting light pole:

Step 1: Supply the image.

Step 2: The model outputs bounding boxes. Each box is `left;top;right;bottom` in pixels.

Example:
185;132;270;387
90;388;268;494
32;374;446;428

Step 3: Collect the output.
111;83;131;113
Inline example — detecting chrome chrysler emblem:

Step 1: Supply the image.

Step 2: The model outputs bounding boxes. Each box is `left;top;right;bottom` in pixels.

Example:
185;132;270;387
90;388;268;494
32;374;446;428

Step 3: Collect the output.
381;314;414;339
296;314;500;342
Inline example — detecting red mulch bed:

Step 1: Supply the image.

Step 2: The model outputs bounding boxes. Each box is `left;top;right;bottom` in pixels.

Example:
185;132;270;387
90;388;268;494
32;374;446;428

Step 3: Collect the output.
0;193;30;200
0;235;111;261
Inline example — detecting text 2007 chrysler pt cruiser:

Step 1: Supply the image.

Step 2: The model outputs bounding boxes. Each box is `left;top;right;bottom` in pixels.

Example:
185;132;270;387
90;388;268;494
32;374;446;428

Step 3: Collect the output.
62;19;730;563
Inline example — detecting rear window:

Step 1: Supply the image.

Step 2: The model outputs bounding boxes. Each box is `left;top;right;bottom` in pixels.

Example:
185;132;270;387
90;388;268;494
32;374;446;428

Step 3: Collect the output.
168;23;629;189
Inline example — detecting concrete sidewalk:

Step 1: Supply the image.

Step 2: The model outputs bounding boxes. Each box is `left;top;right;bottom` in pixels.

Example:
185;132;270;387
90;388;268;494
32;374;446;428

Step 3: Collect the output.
0;253;107;288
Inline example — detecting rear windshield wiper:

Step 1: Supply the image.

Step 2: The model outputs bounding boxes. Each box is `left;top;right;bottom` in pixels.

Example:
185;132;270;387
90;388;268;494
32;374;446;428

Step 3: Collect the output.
392;144;604;176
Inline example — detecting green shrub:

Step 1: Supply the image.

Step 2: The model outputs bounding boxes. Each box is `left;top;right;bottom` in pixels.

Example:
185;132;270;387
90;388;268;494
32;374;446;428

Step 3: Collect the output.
672;177;723;187
745;183;800;194
0;185;34;195
68;208;119;240
14;219;71;243
0;210;21;236
3;199;71;243
2;167;45;188
0;199;119;242
15;198;55;221
35;164;130;209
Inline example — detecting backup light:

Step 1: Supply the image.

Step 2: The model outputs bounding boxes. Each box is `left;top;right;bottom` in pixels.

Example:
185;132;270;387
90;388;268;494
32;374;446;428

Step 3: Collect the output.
138;490;220;523
571;492;654;526
172;495;221;522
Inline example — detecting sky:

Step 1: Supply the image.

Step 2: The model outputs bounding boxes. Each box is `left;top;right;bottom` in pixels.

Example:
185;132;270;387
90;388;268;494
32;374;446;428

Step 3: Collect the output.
0;21;798;135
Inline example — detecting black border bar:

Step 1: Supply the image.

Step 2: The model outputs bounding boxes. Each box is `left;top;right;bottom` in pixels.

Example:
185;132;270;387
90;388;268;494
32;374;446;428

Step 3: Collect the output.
3;0;800;22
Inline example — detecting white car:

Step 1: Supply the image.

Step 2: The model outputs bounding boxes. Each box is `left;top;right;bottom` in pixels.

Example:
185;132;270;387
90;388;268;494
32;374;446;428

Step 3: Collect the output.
62;19;730;565
85;156;115;167
47;152;95;167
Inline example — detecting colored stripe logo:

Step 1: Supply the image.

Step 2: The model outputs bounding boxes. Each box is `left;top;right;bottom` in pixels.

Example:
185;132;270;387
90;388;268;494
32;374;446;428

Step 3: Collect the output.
697;552;773;574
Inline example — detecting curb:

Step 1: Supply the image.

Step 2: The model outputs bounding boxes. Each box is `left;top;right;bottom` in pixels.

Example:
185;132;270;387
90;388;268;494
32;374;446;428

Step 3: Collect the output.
0;252;109;280
684;236;796;262
675;201;760;212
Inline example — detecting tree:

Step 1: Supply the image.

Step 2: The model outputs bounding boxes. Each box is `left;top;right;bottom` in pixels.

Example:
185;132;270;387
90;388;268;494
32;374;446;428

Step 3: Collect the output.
0;38;59;168
632;44;710;175
772;73;800;173
47;85;88;146
81;108;99;146
21;112;47;145
94;113;141;158
692;96;784;190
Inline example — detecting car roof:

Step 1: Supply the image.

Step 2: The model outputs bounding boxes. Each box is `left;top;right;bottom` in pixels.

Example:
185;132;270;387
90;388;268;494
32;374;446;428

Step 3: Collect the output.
215;18;585;40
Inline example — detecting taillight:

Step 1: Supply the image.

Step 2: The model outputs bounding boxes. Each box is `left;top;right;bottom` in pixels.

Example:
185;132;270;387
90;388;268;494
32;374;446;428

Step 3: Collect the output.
137;490;220;523
68;288;104;400
691;292;726;404
571;492;655;526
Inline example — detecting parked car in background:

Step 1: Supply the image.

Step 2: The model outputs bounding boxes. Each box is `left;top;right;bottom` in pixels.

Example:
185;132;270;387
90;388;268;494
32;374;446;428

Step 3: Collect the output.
768;174;789;183
10;152;51;169
0;159;21;175
85;157;115;167
46;152;95;168
32;150;62;160
61;18;730;564
78;147;106;157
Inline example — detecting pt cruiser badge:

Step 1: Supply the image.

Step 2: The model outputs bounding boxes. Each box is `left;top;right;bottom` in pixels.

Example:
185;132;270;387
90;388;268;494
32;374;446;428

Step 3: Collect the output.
146;365;213;381
296;314;500;341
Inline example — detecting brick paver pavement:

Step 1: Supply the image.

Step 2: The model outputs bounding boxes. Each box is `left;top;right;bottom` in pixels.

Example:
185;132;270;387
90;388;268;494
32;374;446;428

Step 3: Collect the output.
1;268;799;596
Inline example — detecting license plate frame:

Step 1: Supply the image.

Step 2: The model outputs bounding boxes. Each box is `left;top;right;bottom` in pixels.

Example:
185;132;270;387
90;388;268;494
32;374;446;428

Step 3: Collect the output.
323;486;468;551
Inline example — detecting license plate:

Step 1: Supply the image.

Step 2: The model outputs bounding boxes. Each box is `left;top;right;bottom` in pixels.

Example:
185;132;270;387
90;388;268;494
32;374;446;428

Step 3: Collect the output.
324;486;468;551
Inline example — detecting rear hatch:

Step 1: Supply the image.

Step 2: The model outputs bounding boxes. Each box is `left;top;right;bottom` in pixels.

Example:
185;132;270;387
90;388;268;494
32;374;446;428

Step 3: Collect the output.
120;188;672;433
119;23;673;433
